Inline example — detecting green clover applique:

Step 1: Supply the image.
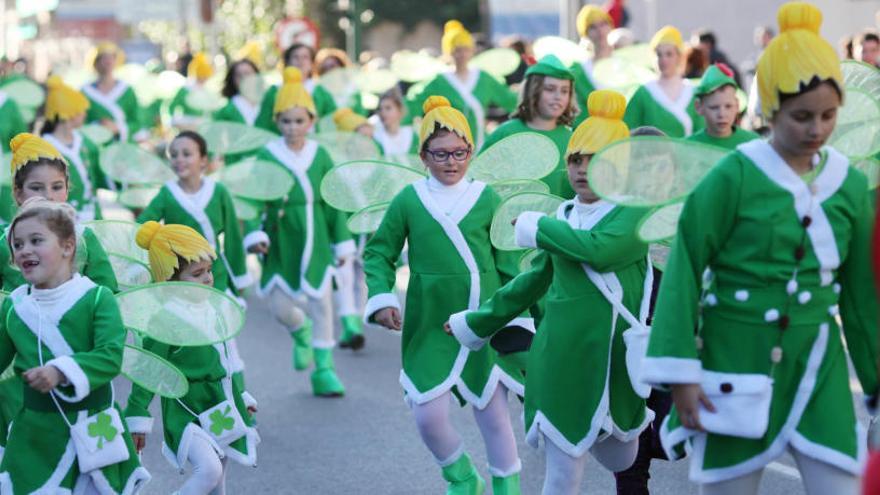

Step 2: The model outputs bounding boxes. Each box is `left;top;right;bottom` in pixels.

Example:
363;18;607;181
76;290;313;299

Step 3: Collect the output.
88;412;118;449
208;405;235;436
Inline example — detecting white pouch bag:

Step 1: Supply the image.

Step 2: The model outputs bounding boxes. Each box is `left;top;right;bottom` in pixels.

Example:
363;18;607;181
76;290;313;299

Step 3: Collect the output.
196;399;248;447
622;325;652;399
69;405;131;473
699;370;773;439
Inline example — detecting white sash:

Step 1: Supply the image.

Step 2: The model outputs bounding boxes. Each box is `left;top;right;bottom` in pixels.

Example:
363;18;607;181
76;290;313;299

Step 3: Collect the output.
81;81;130;141
442;69;486;151
373;124;415;157
165;178;218;249
231;95;258;126
644;79;695;136
42;133;94;204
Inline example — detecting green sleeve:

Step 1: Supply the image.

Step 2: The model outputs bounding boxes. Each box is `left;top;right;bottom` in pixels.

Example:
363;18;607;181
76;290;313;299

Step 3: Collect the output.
363;190;408;312
136;188;166;223
533;208;649;272
623;86;646;131
406;77;442;123
82;136;109;191
255;86;279;133
84;228;119;292
120;88;143;139
317;153;353;247
218;186;250;288
313;85;337;118
123;338;168;424
838;181;879;396
1;100;26;144
688;98;705;134
0;299;13;373
484;73;518;113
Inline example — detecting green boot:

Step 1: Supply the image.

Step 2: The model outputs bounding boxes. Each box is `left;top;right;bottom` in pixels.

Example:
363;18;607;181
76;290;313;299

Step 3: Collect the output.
290;321;313;371
491;473;521;495
441;453;486;495
310;348;345;397
338;315;365;350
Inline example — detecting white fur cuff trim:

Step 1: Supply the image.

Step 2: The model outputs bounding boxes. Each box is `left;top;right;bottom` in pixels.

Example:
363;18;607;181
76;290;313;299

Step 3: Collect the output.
126;416;154;434
640;356;702;386
242;391;258;409
506;316;536;333
232;272;254;290
448;310;488;351
243;231;269;250
47;356;90;402
514;212;544;249
333;239;357;259
363;293;401;324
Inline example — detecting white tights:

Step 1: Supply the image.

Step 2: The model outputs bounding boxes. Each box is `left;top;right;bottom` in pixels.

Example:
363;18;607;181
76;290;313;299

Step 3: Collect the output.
411;386;521;475
268;287;336;349
542;433;639;495
332;255;367;318
699;448;859;495
179;435;228;495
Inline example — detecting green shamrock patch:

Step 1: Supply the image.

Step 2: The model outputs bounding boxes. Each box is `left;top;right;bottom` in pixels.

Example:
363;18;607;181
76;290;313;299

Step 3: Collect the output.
208;405;235;436
88;412;118;449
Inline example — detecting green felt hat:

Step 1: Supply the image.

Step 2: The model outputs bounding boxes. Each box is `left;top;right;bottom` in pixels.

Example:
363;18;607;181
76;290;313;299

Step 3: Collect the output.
525;54;574;81
695;63;738;97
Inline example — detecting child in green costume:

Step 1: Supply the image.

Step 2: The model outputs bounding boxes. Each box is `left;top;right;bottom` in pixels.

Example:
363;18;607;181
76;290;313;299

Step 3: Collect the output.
82;42;146;143
570;4;615;127
688;63;760;150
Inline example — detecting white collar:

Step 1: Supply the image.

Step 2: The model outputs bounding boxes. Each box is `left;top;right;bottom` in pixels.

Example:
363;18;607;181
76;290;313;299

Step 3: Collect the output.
644;79;695;135
427;174;470;193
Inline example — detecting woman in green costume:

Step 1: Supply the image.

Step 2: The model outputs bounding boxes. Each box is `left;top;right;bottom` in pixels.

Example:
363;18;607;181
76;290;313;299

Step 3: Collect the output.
168;52;217;127
641;3;877;494
409;22;518;151
126;222;259;494
81;42;146;143
0;198;149;494
448;90;653;494
41;75;109;222
482;54;577;197
623;26;705;138
214;58;261;127
245;68;354;398
570;5;615;127
364;96;524;495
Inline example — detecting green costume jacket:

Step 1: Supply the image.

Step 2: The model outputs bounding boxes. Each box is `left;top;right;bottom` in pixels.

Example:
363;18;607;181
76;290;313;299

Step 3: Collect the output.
372;123;419;160
687;127;760;150
570;59;599;128
363;178;525;407
254;80;337;133
0;275;150;494
642;140;878;483
43;132;108;221
82;81;143;142
0;94;28;223
623;79;705;138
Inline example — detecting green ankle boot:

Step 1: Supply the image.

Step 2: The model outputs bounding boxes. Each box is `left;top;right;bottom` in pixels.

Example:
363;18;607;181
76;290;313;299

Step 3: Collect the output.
338;315;365;350
491;473;521;495
290;321;313;371
441;453;486;495
310;348;345;397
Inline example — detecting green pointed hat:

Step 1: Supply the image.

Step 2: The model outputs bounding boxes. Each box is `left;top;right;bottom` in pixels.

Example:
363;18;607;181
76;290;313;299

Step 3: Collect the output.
525;54;574;81
695;63;739;97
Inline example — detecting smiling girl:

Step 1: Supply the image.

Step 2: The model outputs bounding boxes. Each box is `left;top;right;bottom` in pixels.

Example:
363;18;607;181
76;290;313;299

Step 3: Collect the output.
641;3;877;494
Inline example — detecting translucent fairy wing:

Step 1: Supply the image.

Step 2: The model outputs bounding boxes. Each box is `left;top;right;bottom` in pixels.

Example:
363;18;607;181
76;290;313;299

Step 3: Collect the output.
469;133;559;183
108;254;154;290
232;197;260;221
391;50;447;83
592;56;656;98
636;202;684;243
470;48;521;79
184;87;226;114
312;131;381;165
347;202;390;234
117;282;245;346
828;87;880;159
209;158;293;201
649;243;671;272
490;193;565;251
491;179;550;200
320;160;425;212
518;249;541;273
84;220;149;264
842;60;880;102
317;113;337;133
3;77;45;109
319;67;361;107
79;124;115;145
0;152;10;186
853;156;880;190
587;137;729;206
121;345;189;399
198;121;277;156
355;69;399;95
117;186;160;210
611;44;656;72
99;143;175;185
385;153;424;170
237;74;266;107
155;70;188;100
532;36;588;66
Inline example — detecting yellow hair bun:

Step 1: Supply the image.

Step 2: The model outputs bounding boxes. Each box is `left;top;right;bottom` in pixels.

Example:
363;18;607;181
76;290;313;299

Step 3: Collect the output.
423;95;451;115
135;220;162;250
10;133;36;154
46;75;64;90
283;67;303;84
778;2;822;34
587;90;626;120
444;20;464;34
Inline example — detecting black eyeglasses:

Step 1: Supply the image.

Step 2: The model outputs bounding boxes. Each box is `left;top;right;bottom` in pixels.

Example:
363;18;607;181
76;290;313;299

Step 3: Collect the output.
424;148;471;163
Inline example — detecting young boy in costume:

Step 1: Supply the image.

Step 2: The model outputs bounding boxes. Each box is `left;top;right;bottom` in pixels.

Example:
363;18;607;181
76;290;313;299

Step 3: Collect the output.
688;63;760;150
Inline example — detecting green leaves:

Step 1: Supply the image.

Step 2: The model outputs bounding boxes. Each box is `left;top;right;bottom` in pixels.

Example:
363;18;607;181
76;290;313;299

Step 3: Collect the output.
208;405;236;436
88;412;118;449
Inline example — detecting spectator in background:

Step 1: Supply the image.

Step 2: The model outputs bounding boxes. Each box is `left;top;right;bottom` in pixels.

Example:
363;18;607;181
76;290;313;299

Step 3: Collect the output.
854;30;880;67
603;0;629;28
840;35;855;59
498;35;531;86
684;44;707;79
692;29;742;86
742;26;774;81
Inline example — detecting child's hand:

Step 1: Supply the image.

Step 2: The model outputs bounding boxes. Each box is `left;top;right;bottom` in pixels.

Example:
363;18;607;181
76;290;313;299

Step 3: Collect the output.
375;307;402;331
132;433;146;453
443;322;453;336
671;383;715;432
248;242;269;255
23;365;64;393
247;405;258;415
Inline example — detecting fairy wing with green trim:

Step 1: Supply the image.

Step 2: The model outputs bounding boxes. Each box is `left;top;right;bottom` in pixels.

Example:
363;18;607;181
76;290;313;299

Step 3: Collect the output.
347;202;390;234
587;136;729;207
184;87;226;114
232;197;260;221
117;282;244;346
117;187;160;210
391;50;447;83
592;56;655;99
532;36;587;66
492;179;550;200
471;48;521;80
121;344;189;399
3;77;45;110
84;220;149;264
853;156;880;189
199;121;277;156
356;69;399;95
209;158;293;201
842;60;880;101
636;202;683;243
490;192;565;251
109;254;154;290
313;131;381;165
80;124;115;145
828;87;880;159
468;133;559;183
319;67;360;108
321;160;425;212
100;143;175;185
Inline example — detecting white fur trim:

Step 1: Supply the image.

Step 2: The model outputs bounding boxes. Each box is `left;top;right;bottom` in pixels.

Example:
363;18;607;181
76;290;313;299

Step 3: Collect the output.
35;438;77;493
165;178;217;249
231;95;258;126
448;310;488;351
242;391;258;409
488;458;522;477
47;355;90;402
82;81;131;141
125;416;154;434
243;231;269;250
514;212;543;249
399;346;471;405
640;356;702;385
455;364;524;410
312;339;336;349
221;427;261;467
442;68;485;150
231;272;253;290
644;79;695;136
333;239;357;259
363;293;401;324
436;443;465;467
507;316;536;333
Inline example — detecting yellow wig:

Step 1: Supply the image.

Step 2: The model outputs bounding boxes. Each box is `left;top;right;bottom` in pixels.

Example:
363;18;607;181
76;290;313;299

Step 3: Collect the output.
273;67;317;117
756;2;842;117
10;133;66;175
44;75;90;122
188;52;214;80
333;108;368;132
136;221;216;282
87;41;125;69
576;5;613;39
566;90;629;158
650;25;684;52
418;96;473;149
442;25;475;56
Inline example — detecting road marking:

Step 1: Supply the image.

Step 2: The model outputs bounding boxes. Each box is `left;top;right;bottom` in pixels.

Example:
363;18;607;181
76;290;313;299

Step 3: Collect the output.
767;461;801;479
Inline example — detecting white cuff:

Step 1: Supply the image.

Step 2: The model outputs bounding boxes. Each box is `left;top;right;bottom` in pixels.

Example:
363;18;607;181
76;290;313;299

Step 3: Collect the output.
242;391;258;409
47;356;90;402
448;310;488;351
363;293;401;324
232;272;254;290
126;416;154;434
132;129;152;142
244;231;269;250
514;212;545;249
333;239;357;259
639;356;703;386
